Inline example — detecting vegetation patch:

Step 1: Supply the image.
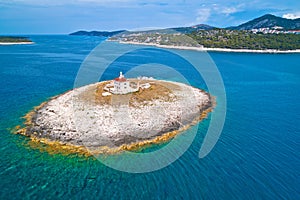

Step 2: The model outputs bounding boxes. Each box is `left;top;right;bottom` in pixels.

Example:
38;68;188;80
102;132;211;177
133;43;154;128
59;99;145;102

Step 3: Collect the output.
0;36;32;43
93;79;177;107
188;29;300;50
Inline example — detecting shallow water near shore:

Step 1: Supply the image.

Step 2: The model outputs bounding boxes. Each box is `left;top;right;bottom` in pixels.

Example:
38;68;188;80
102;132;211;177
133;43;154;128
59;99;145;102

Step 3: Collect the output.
0;35;299;199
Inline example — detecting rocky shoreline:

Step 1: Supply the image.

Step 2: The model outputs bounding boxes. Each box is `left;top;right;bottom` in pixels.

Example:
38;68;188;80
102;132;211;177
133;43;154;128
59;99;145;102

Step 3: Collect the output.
16;80;214;155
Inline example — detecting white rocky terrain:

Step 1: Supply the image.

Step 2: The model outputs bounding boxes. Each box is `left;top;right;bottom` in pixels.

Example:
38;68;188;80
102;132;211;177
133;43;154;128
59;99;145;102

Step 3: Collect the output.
21;80;212;152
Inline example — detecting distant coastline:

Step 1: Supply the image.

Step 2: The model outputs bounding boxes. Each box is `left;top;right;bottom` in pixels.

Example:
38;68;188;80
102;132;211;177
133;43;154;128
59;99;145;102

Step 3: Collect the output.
0;36;33;45
70;13;300;53
118;41;300;54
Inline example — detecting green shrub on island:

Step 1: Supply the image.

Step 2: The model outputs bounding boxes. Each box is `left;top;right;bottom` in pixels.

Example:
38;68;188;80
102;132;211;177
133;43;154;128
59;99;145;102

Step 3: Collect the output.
187;29;300;50
0;36;32;43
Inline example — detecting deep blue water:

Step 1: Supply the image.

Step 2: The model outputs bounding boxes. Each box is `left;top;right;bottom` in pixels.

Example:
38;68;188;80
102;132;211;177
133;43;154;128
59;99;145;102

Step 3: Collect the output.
0;35;299;199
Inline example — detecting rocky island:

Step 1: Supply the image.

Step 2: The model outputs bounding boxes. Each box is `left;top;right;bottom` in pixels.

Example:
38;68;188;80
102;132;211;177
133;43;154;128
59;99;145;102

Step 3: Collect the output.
0;36;33;45
16;73;213;156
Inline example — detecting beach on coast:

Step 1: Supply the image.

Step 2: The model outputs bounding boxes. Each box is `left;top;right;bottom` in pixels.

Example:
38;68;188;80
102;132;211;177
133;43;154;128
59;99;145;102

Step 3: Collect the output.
0;42;34;45
118;41;300;53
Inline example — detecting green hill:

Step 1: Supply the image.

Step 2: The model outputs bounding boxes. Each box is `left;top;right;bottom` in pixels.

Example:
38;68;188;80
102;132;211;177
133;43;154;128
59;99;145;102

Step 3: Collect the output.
229;14;300;30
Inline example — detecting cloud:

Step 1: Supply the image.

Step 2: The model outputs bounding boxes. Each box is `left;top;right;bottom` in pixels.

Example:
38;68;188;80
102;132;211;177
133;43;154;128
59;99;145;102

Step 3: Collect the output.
196;8;211;23
194;4;242;25
214;3;244;15
220;7;238;15
282;12;300;19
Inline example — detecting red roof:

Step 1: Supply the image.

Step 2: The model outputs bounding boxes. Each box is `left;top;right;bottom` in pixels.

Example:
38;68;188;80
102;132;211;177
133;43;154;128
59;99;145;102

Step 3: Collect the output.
114;77;127;82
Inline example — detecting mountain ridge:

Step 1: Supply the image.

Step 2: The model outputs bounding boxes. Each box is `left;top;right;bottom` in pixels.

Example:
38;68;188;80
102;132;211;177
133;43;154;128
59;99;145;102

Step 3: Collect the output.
229;14;300;30
70;24;215;36
70;30;126;37
69;14;300;36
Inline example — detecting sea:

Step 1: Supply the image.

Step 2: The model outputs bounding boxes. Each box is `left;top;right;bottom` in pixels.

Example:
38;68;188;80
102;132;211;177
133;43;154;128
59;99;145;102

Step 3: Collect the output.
0;35;299;199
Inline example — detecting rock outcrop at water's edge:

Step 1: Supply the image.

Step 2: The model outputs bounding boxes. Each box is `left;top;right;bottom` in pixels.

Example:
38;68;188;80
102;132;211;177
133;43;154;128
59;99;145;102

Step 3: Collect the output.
16;79;214;156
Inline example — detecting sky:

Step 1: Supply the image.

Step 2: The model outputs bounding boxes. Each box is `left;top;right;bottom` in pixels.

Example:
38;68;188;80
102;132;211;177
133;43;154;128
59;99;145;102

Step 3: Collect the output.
0;0;300;34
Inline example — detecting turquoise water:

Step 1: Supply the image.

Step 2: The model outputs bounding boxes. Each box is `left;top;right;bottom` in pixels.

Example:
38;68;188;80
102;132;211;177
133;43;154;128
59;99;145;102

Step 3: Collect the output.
0;35;299;199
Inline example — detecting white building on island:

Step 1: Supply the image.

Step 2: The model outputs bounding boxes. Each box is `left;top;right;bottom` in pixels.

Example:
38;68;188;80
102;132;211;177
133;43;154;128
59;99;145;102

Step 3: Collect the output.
102;72;153;96
113;72;129;94
109;72;139;95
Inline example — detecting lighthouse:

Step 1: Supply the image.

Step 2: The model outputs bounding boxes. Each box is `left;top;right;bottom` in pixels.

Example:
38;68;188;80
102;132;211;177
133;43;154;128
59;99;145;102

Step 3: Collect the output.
112;72;132;94
102;72;150;96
